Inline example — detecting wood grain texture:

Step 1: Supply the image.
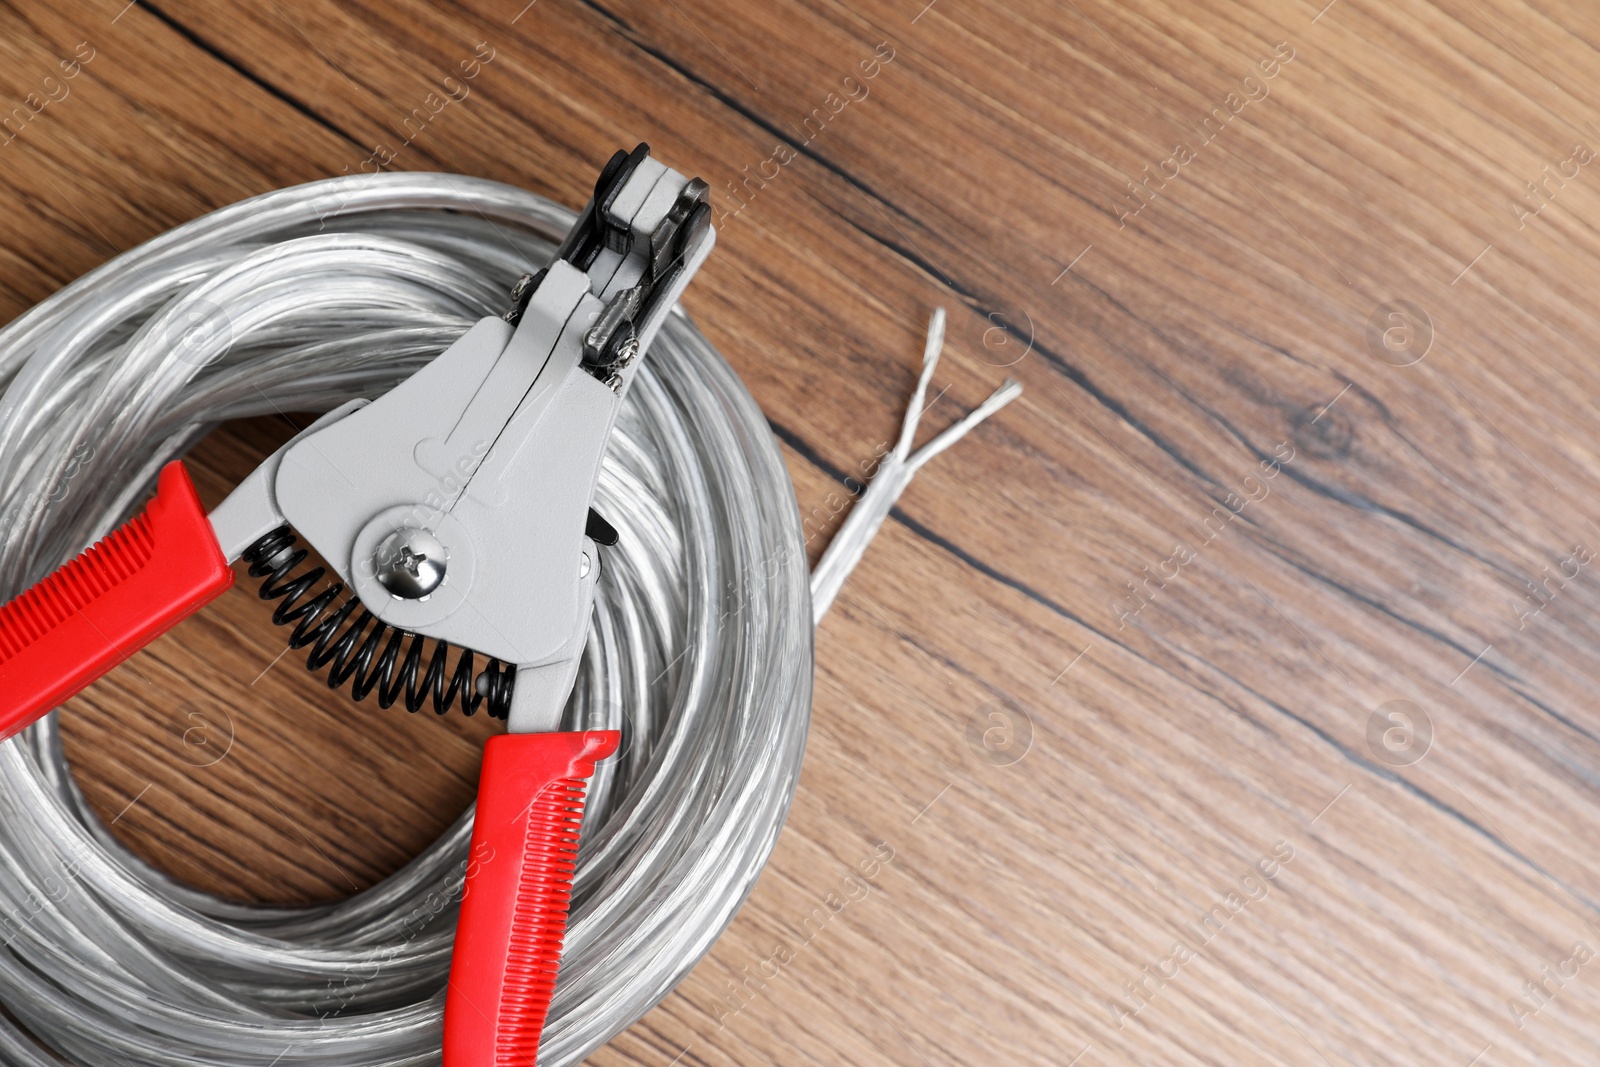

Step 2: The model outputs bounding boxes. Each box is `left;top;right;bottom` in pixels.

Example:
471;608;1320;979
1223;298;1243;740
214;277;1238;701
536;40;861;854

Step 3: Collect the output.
3;0;1600;1063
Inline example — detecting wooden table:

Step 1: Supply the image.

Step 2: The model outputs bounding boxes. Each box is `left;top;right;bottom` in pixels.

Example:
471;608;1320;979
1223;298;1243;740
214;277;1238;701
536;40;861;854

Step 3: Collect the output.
3;0;1599;1063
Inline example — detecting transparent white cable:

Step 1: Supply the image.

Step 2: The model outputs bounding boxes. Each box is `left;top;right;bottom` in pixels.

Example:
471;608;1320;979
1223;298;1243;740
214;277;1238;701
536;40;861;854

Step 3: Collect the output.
0;173;810;1067
0;172;1015;1066
810;308;1021;622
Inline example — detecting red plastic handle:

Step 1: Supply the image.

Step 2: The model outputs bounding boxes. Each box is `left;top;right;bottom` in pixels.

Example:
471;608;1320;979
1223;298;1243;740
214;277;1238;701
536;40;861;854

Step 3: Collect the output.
445;729;621;1067
0;461;232;740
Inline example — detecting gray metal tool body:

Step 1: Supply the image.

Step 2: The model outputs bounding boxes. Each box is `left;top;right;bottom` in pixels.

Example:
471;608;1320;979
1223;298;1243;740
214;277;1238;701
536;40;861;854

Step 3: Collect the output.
209;144;714;732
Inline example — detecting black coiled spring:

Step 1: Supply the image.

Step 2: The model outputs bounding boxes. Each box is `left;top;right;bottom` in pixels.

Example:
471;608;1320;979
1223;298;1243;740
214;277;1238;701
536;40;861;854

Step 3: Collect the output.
242;526;515;718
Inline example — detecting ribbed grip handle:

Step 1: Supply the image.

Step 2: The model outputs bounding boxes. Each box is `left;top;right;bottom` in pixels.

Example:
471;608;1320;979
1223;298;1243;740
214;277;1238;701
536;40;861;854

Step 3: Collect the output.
445;729;621;1067
0;461;232;740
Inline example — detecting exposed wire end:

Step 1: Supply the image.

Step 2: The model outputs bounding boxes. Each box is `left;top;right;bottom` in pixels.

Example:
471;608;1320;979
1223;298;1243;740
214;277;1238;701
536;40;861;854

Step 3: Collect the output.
810;308;1023;624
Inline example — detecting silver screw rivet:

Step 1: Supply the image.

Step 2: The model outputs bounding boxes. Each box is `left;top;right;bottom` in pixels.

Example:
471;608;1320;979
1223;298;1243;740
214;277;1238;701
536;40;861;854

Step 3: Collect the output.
580;551;591;579
374;528;448;599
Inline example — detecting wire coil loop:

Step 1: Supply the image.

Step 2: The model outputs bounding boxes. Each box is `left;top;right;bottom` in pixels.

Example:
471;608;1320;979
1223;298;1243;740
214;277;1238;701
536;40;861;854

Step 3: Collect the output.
0;173;813;1067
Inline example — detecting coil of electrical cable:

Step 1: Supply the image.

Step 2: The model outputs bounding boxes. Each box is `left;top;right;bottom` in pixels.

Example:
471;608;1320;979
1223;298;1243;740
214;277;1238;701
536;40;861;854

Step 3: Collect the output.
0;172;814;1067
